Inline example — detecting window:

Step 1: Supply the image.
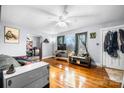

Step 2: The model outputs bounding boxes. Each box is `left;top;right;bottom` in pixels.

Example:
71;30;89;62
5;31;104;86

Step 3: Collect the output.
57;36;65;45
75;32;87;56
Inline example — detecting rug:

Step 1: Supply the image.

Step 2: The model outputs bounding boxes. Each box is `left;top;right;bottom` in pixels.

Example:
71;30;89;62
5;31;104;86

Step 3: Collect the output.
105;68;124;83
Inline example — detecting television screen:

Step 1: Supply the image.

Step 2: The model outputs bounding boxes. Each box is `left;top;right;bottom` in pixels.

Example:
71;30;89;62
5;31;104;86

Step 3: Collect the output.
58;44;66;50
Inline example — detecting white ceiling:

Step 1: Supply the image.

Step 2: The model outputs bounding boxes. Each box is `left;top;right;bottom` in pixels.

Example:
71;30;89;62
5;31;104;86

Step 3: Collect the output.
1;5;124;34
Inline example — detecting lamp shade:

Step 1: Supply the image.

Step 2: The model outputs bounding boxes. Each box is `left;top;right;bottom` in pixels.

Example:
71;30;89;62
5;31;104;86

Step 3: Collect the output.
43;38;49;43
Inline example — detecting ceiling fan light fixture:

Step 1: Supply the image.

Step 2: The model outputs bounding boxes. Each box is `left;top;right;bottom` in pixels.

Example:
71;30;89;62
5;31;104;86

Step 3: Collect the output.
56;21;67;27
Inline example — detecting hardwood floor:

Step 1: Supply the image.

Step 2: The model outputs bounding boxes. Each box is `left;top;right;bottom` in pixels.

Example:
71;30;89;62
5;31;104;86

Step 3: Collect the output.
43;58;121;88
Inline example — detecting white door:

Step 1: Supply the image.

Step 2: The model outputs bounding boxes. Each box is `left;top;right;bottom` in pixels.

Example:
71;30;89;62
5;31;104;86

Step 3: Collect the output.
102;30;124;70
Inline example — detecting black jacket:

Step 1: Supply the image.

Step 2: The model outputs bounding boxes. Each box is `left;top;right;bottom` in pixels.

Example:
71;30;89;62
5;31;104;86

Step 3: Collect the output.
104;31;112;51
119;29;124;53
112;31;119;50
104;31;118;57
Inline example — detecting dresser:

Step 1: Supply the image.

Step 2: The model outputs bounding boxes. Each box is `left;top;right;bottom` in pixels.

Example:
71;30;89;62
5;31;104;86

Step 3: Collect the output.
3;62;49;88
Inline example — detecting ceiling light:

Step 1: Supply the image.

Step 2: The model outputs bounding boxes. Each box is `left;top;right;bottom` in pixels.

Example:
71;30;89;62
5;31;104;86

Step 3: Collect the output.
56;21;67;27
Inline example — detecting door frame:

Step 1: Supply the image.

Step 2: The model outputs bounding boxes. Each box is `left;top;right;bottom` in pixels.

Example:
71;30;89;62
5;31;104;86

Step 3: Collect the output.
100;24;124;69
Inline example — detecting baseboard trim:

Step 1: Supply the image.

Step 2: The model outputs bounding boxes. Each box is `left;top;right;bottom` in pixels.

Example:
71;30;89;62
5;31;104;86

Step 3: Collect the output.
42;57;103;68
42;56;53;59
91;62;102;67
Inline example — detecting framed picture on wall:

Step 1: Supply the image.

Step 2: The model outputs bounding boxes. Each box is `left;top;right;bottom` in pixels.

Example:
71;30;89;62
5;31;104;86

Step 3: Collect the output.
90;32;96;39
4;26;20;44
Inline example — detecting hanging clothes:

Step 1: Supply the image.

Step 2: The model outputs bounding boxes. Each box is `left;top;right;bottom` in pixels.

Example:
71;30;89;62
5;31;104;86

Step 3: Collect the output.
119;29;124;53
104;31;119;57
104;31;112;51
112;31;119;57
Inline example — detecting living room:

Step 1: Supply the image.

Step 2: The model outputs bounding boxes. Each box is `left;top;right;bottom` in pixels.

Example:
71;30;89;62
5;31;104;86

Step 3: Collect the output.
0;5;124;88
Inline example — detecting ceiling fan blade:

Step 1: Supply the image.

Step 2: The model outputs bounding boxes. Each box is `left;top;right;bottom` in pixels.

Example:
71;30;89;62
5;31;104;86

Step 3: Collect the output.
30;7;58;17
61;5;69;16
68;14;98;19
63;5;68;13
40;21;57;29
65;22;70;27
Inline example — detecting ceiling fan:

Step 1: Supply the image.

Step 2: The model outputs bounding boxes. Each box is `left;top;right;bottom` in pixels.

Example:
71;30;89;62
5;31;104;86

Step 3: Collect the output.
54;5;97;28
32;5;98;28
55;15;71;27
55;5;71;28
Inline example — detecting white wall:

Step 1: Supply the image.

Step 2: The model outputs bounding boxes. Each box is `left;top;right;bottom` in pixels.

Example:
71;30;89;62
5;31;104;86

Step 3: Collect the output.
0;6;1;22
0;21;55;58
57;25;102;66
42;43;53;59
56;21;124;66
30;29;55;59
0;22;30;56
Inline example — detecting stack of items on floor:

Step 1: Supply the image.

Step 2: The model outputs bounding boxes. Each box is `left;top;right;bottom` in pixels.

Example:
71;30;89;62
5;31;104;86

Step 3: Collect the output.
104;29;124;57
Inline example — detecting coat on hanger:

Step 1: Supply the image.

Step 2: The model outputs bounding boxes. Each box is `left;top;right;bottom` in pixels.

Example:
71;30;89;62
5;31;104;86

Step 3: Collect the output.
119;29;124;53
104;31;119;57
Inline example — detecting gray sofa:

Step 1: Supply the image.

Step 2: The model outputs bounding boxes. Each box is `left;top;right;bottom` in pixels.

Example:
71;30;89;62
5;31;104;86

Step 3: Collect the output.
0;54;20;70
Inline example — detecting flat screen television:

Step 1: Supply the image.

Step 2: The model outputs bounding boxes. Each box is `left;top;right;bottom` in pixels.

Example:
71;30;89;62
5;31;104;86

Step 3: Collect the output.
57;44;66;50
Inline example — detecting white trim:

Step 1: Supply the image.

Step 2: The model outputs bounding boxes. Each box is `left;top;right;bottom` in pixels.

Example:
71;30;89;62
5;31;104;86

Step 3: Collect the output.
100;27;104;67
55;57;68;61
42;56;53;59
95;62;103;67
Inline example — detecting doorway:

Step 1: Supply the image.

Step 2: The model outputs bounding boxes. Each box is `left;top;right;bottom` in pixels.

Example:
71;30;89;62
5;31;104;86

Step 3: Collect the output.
26;35;42;61
102;26;124;70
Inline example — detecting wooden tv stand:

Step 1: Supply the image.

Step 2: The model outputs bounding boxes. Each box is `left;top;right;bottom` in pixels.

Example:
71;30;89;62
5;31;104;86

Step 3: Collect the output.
69;56;91;68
